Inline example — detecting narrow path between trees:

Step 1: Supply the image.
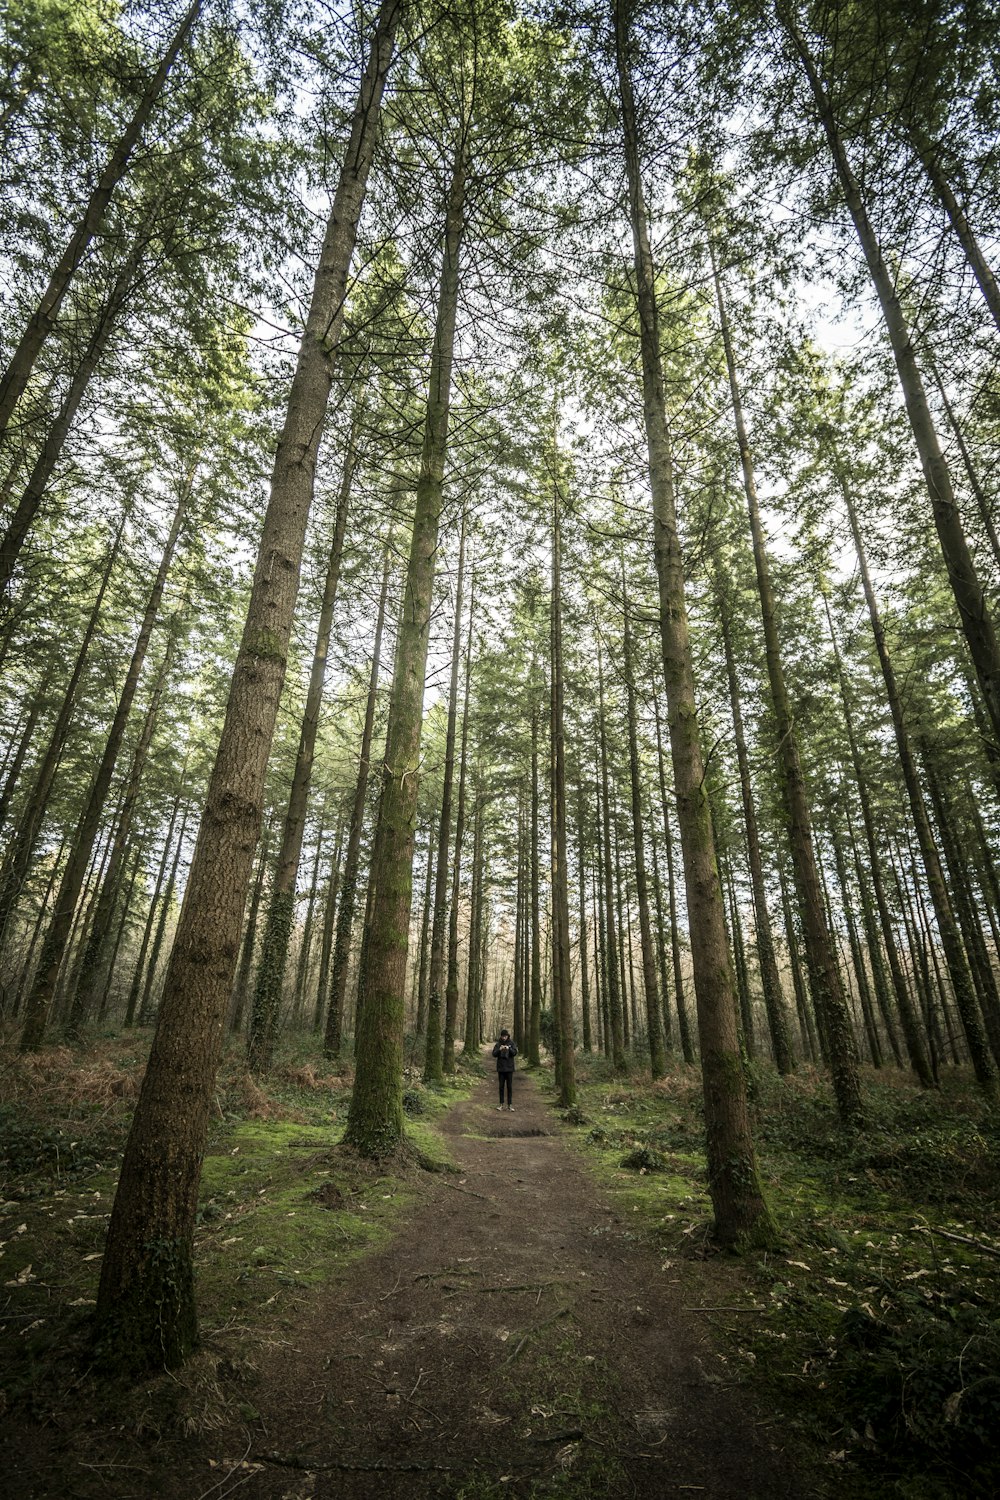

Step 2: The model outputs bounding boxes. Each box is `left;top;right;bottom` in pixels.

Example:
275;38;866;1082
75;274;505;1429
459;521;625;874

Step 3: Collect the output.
184;1063;804;1499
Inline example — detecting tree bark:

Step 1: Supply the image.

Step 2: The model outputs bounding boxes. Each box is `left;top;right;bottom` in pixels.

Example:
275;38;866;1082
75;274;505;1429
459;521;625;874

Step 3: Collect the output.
621;573;665;1078
842;475;997;1096
819;579;933;1085
527;700;543;1065
93;0;402;1372
576;783;593;1054
67;628;174;1032
714;569;793;1073
325;544;392;1058
616;0;775;1241
0;667;51;833
550;472;576;1105
0;514;126;955
346;137;467;1158
906;119;1000;334
453;560;476;1060
652;689;694;1062
228;814;271;1035
425;513;467;1081
0;231;147;595
596;634;627;1071
710;244;862;1125
247;439;354;1072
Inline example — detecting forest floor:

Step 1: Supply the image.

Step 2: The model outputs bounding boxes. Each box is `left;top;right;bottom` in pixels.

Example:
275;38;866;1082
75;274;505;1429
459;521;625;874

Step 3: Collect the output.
1;1047;807;1500
186;1064;807;1500
2;1035;999;1499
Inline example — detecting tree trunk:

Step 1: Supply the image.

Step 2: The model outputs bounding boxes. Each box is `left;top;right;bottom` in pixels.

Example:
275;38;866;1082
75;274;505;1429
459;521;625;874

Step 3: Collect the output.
617;5;774;1236
414;833;433;1039
346;137;467;1158
527;702;543;1065
19;480;189;1050
0;0;202;443
714;571;793;1073
783;5;1000;756
247;440;354;1072
425;513;467;1081
67;630;174;1033
228;814;271;1035
325;543;392;1059
652;689;694;1062
0;515;126;955
596;634;627;1070
550;473;576;1104
923;747;1000;1065
312;813;345;1032
709;244;862;1127
778;861;818;1064
93;1;402;1372
819;580;933;1084
928;364;1000;579
830;827;882;1066
576;784;593;1053
845;805;904;1067
289;812;325;1027
465;782;486;1047
0;231;148;594
0;668;53;836
136;804;193;1028
906;119;1000;334
722;855;755;1058
453;562;476;1059
621;573;665;1078
842;476;997;1096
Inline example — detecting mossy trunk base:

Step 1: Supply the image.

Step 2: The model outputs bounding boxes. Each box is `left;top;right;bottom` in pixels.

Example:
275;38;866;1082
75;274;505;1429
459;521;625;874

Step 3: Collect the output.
92;1237;197;1376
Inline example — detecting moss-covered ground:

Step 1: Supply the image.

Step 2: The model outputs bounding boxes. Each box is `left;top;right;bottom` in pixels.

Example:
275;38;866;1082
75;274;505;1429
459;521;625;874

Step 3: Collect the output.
0;1026;474;1441
3;1029;998;1498
540;1051;1000;1500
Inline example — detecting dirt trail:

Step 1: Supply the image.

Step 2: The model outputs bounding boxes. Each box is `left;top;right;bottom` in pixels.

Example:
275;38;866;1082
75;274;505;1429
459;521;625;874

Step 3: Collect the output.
200;1065;803;1500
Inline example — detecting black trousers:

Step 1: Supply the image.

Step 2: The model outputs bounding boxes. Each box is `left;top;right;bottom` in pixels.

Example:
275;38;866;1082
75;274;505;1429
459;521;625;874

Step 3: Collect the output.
498;1072;512;1105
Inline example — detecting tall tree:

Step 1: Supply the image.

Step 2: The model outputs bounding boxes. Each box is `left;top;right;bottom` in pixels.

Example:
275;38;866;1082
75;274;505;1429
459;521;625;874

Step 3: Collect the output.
246;435;355;1073
346;122;470;1157
778;2;1000;762
707;243;862;1125
614;0;775;1244
92;0;403;1371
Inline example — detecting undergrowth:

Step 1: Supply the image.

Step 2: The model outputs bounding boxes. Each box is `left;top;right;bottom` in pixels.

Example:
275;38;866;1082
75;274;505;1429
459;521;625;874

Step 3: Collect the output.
0;1023;472;1443
549;1053;1000;1500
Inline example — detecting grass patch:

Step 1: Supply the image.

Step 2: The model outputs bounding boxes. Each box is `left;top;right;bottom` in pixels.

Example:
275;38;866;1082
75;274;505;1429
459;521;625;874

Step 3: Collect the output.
545;1055;1000;1500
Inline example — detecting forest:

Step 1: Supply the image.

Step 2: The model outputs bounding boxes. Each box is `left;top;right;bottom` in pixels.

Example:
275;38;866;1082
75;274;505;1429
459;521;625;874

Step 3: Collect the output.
1;0;999;1496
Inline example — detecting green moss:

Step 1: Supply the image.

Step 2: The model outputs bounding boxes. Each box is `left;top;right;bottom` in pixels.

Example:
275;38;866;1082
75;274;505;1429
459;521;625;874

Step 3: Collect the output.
192;1117;414;1309
245;628;285;663
552;1056;1000;1498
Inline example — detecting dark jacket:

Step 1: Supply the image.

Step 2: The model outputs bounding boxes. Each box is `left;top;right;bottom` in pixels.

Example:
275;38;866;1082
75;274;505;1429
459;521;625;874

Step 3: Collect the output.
492;1038;517;1073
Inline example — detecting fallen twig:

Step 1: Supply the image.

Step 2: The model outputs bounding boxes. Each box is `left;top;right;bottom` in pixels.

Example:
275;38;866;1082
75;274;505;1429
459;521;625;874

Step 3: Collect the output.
683;1306;768;1313
434;1178;491;1202
259;1453;468;1473
912;1224;1000;1260
503;1304;572;1363
194;1439;255;1500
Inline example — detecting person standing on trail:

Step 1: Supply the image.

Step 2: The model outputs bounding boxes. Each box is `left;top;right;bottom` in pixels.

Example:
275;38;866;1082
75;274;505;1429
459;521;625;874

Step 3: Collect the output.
492;1028;517;1111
